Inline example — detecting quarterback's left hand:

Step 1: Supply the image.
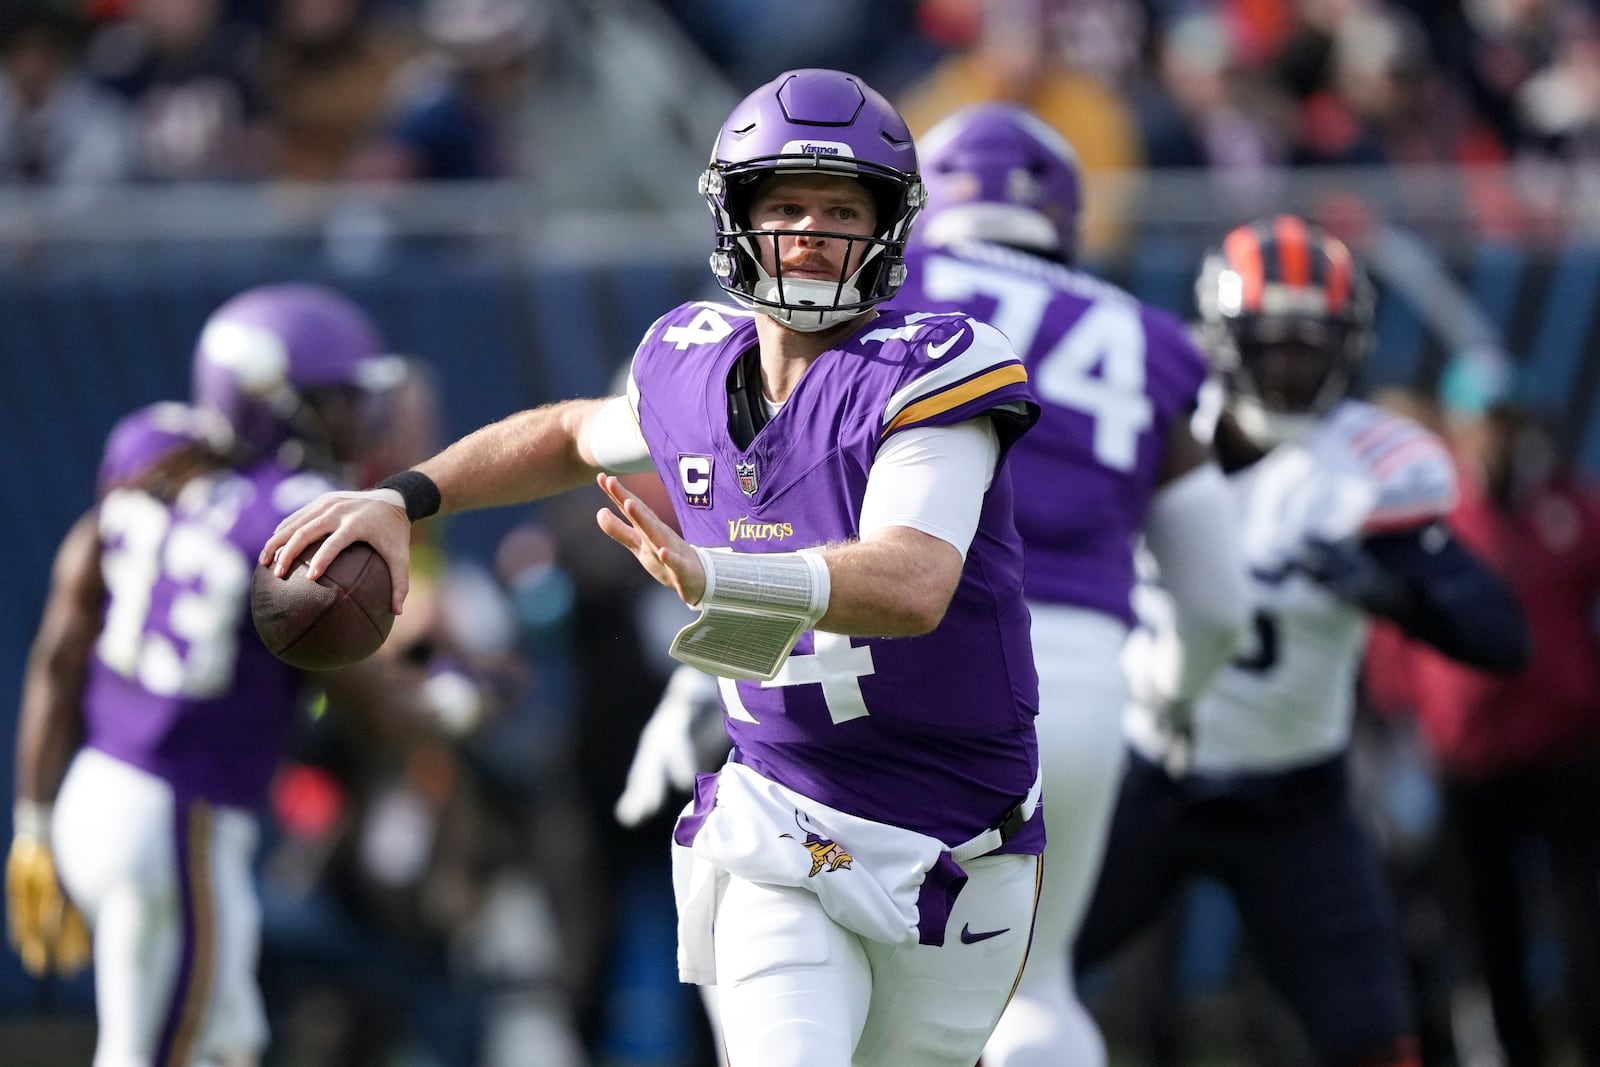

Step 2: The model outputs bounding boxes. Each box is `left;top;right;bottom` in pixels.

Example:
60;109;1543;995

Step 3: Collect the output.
6;835;90;978
595;474;707;607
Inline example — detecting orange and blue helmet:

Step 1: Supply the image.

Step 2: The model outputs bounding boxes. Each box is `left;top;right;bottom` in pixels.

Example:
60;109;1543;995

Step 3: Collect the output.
1196;215;1375;446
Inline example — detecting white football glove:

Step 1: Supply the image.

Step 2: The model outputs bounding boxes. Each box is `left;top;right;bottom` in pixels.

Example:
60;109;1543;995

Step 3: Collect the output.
614;665;724;828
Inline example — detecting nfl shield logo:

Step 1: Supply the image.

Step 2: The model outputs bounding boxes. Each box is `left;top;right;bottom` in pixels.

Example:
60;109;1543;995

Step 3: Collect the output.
736;461;759;497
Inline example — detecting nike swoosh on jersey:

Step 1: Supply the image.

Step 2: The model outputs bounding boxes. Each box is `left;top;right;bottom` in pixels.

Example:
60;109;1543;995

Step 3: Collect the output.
959;922;1010;944
927;332;963;359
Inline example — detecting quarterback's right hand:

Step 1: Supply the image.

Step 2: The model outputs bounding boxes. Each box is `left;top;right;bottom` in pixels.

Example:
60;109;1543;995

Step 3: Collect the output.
6;835;90;978
261;489;414;615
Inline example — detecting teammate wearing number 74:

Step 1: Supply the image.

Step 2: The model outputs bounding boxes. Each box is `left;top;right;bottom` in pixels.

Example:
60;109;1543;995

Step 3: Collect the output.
888;103;1252;1067
264;68;1049;1067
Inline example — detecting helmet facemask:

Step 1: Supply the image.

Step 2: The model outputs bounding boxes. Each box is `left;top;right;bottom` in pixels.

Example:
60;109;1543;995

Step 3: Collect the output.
701;69;924;332
1217;317;1359;448
704;159;921;332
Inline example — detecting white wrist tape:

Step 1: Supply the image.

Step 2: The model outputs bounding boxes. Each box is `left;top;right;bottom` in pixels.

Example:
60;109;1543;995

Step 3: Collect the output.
13;799;51;843
669;548;831;681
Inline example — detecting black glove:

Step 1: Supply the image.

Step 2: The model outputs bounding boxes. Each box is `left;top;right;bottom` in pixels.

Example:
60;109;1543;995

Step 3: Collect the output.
1295;537;1409;617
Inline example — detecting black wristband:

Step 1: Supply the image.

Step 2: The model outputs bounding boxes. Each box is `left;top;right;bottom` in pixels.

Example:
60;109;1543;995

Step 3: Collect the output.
377;470;441;523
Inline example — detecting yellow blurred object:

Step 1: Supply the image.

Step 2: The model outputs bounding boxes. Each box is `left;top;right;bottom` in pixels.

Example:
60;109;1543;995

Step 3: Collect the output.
5;836;91;978
895;1;1146;260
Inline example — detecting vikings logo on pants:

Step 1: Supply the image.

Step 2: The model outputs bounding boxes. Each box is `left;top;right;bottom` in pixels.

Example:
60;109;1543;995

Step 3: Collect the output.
781;809;854;877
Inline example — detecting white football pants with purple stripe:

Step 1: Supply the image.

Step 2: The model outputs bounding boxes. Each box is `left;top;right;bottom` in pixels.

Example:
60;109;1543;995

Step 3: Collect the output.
983;604;1131;1067
53;748;268;1067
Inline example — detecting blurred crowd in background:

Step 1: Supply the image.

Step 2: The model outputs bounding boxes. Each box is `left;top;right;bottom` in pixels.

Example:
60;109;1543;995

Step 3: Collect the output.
4;0;1600;205
3;2;1599;1067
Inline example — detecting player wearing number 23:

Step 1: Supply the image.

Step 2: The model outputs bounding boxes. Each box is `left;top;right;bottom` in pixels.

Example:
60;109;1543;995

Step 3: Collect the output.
263;68;1045;1067
7;284;429;1067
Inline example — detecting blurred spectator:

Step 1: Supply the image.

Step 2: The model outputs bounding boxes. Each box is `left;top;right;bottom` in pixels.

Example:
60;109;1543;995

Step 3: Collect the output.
660;0;936;98
1441;0;1568;156
1513;7;1600;161
0;5;135;185
1364;369;1600;1067
896;0;1144;256
256;0;415;181
1129;6;1293;213
84;0;268;180
1292;6;1406;165
1297;6;1500;168
347;0;548;181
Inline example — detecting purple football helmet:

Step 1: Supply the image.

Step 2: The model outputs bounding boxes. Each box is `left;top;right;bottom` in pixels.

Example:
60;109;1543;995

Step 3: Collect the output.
914;103;1082;263
700;68;925;331
96;401;226;498
191;283;392;466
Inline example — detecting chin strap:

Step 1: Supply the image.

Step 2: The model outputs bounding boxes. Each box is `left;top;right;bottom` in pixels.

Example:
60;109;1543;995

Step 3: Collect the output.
749;276;867;332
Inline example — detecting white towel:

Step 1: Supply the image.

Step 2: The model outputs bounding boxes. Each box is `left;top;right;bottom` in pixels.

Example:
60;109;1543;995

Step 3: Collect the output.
671;762;963;985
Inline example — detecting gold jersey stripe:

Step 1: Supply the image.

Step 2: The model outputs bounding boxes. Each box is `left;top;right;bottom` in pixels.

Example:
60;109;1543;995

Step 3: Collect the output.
882;364;1029;437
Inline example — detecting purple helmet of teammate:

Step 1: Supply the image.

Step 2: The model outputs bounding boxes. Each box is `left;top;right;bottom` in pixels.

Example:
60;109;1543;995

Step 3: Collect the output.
191;283;394;467
700;67;925;332
96;401;227;498
914;103;1083;264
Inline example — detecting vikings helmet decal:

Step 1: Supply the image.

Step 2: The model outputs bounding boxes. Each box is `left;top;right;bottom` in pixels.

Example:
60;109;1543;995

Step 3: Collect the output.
701;68;925;332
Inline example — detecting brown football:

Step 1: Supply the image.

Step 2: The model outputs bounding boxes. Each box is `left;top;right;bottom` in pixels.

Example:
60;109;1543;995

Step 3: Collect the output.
251;538;394;670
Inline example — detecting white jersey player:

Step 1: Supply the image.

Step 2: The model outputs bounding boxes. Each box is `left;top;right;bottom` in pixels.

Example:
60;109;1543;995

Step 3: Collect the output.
1077;216;1529;1067
1127;398;1459;774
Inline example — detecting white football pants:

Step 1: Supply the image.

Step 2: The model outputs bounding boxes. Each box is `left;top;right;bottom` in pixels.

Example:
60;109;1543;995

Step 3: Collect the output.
53;748;268;1067
982;604;1129;1067
710;851;1040;1067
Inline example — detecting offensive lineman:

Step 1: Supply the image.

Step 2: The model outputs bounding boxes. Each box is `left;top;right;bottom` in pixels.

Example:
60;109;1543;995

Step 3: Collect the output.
887;102;1250;1067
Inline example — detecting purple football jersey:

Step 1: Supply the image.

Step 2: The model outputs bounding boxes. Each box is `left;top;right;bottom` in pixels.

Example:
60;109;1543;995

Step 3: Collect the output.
82;459;340;808
893;241;1209;624
629;301;1045;852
